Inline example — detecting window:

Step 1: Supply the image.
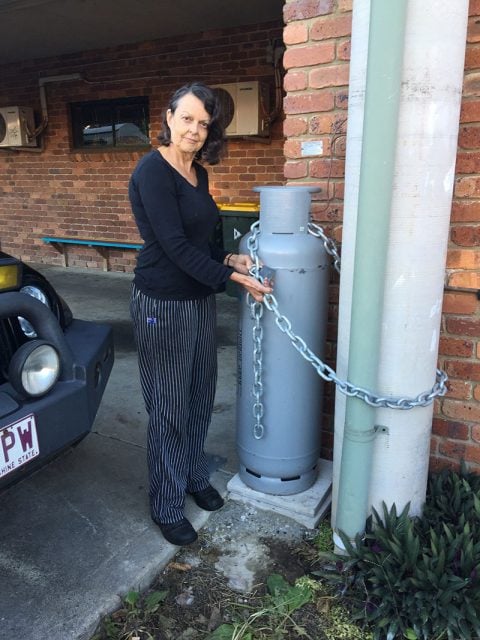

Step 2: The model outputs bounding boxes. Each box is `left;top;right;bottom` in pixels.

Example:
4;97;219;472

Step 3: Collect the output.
70;97;150;149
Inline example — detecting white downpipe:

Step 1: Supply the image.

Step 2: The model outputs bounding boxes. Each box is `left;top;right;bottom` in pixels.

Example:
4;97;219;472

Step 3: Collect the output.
369;0;468;515
332;0;469;532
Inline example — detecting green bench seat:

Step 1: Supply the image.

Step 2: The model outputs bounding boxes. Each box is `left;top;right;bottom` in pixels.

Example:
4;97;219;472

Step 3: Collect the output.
42;236;143;271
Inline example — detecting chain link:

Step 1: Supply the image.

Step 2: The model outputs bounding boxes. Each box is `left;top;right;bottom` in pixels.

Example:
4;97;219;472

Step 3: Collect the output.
245;220;448;427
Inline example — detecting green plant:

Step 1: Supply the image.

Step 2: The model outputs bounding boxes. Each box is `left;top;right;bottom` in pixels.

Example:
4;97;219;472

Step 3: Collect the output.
318;469;480;640
420;467;480;539
91;589;168;640
314;519;335;554
313;580;373;640
207;574;317;640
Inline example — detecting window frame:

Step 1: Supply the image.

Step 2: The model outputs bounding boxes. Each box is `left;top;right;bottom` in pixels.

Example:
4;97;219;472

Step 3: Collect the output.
70;96;151;152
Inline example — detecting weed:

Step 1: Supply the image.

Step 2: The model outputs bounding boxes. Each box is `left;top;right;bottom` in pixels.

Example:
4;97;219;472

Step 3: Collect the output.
207;573;316;639
313;519;334;555
91;589;168;640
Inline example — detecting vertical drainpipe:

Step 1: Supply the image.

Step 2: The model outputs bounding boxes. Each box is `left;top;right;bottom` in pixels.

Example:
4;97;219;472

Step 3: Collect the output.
330;0;370;531
333;0;408;545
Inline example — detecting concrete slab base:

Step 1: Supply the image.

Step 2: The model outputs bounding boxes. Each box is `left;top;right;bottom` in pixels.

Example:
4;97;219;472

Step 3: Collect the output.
227;459;333;529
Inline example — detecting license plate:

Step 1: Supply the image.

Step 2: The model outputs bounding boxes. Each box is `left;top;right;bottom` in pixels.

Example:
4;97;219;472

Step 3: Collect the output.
0;414;40;478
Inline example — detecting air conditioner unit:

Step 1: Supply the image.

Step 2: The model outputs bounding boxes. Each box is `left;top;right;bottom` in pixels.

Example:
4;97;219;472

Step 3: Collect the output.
212;81;270;137
0;106;36;147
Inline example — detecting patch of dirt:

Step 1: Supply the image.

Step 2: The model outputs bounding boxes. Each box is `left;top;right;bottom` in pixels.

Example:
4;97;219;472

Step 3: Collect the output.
91;504;324;640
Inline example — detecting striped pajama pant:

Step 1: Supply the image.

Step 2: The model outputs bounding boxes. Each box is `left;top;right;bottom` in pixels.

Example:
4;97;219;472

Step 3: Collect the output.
130;283;217;524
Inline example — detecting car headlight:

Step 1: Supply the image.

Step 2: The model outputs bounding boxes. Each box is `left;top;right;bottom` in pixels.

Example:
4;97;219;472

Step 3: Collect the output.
8;340;60;397
0;260;21;291
18;285;51;338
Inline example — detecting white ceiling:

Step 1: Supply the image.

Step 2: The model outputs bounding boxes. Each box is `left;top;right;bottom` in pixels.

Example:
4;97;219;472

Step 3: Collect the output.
0;0;284;64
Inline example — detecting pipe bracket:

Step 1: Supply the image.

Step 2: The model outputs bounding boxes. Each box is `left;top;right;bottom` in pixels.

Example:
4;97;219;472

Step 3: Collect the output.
374;425;389;435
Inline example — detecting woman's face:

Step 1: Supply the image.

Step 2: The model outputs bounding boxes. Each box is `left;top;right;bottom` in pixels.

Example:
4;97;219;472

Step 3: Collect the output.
166;92;210;156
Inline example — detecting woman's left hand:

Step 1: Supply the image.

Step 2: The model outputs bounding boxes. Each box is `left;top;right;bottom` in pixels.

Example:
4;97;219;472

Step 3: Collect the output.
229;271;272;302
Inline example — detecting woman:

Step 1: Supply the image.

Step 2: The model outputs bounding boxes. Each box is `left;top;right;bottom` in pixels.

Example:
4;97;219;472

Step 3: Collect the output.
129;82;271;546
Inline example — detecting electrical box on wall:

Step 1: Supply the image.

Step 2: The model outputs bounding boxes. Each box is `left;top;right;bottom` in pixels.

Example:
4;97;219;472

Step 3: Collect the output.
0;106;36;147
212;81;270;137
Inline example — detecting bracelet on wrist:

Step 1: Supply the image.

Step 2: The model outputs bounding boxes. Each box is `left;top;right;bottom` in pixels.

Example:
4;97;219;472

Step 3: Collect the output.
226;253;233;266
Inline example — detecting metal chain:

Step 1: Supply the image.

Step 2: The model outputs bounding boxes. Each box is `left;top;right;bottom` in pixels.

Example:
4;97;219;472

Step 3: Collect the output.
250;300;265;439
307;221;341;274
247;221;265;439
247;220;262;278
262;293;448;409
246;221;448;418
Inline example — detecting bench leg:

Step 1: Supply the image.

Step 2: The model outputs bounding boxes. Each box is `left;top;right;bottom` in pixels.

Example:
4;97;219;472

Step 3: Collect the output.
51;242;68;268
96;247;109;272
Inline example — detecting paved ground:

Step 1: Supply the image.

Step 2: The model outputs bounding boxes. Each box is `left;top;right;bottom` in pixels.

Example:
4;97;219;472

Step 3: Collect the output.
0;265;313;640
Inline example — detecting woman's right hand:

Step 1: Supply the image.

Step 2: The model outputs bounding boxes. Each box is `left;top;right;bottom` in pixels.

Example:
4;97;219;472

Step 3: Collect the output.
229;271;272;302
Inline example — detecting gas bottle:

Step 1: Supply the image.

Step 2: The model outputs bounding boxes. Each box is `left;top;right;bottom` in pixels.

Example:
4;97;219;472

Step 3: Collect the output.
236;186;329;495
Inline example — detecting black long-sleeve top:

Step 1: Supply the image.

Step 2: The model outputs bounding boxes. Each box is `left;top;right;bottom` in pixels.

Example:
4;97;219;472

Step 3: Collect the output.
129;149;233;300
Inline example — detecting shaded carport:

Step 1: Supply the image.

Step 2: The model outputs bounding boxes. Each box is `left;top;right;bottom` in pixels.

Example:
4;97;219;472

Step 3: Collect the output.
0;0;284;64
0;2;290;639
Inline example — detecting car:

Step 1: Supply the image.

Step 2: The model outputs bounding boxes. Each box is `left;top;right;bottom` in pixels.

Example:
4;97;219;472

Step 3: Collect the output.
0;251;114;488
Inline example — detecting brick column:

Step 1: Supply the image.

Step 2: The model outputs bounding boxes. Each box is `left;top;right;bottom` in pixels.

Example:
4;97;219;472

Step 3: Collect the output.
282;0;351;460
283;0;480;472
432;0;480;471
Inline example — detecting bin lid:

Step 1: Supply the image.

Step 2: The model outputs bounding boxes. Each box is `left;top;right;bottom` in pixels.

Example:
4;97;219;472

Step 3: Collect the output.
217;202;260;214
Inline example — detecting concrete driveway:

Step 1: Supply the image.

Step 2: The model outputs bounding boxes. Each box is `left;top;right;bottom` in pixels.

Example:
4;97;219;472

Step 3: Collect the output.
0;265;240;640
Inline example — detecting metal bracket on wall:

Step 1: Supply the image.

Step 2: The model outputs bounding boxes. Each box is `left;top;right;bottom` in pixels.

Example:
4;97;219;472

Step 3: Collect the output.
444;285;480;300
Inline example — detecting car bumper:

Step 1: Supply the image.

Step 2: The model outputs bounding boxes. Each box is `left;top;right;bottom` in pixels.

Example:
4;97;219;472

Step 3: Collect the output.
0;309;114;488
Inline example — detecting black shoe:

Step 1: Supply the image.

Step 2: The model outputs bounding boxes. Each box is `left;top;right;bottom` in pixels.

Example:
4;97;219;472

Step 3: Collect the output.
154;517;198;546
188;484;224;511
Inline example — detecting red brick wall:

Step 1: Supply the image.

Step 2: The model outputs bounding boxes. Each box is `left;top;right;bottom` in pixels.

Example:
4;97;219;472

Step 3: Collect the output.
0;21;284;270
283;0;349;461
433;0;480;472
283;0;480;471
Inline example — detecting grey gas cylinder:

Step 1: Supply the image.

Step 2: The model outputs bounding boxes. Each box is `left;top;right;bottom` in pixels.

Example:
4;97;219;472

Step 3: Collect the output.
236;186;330;495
